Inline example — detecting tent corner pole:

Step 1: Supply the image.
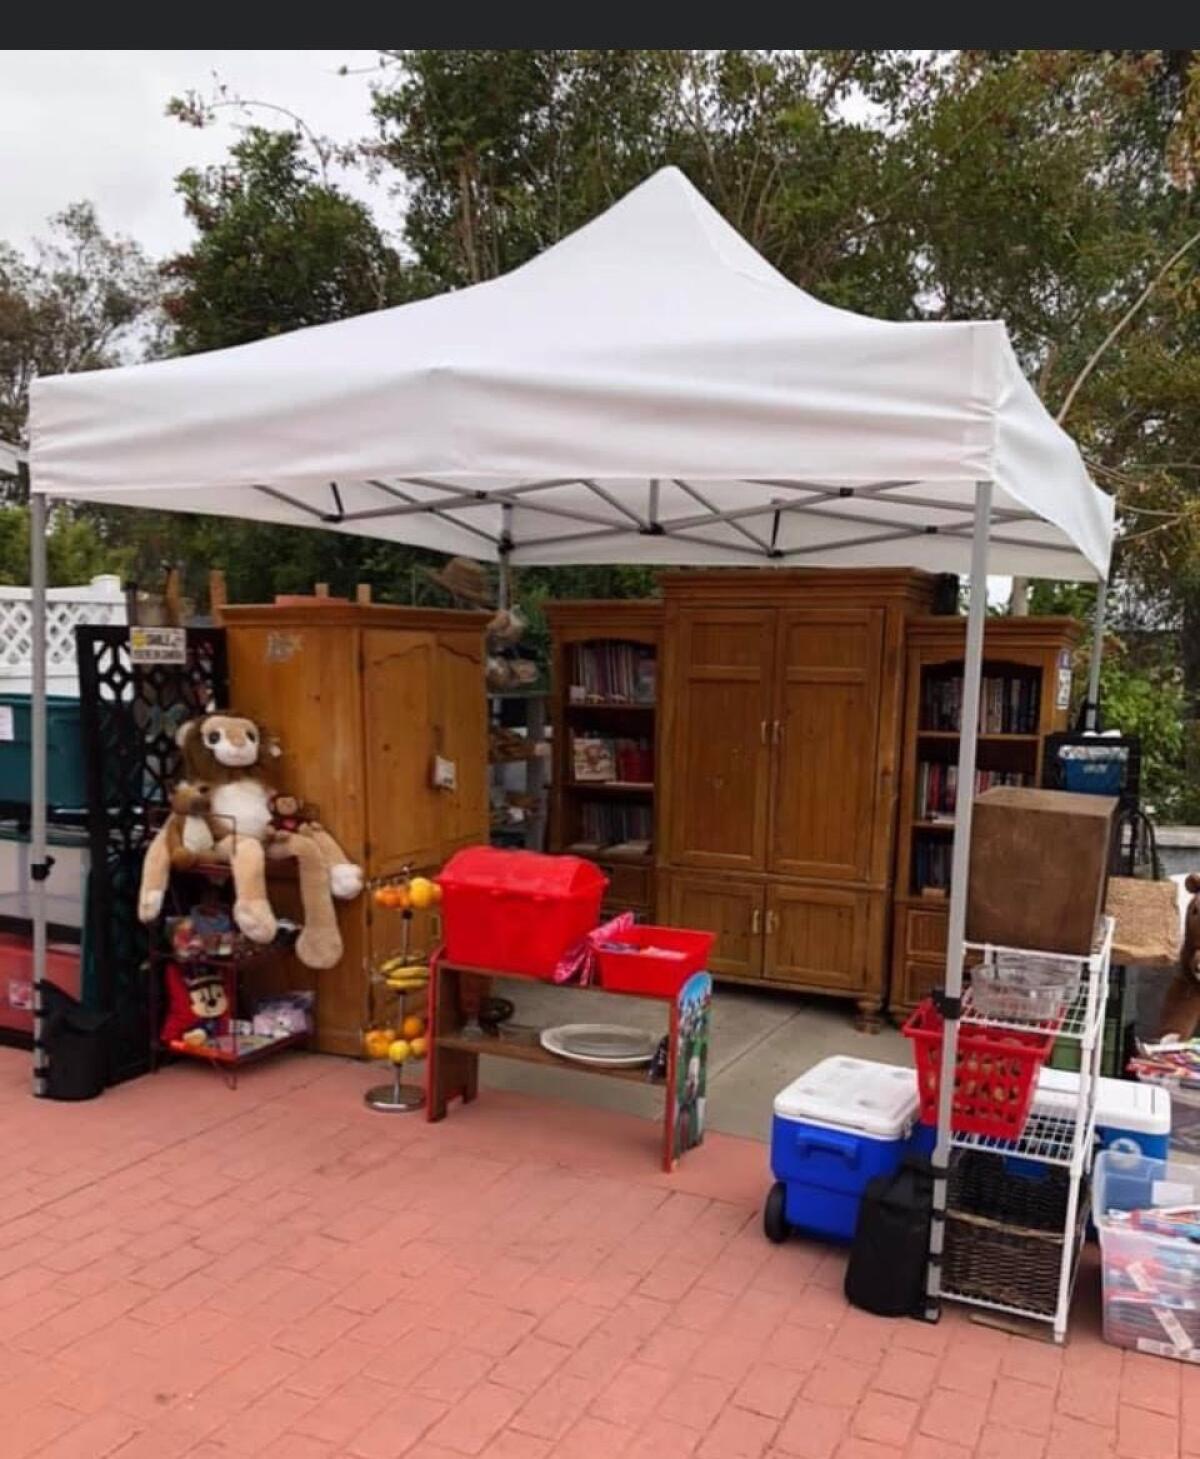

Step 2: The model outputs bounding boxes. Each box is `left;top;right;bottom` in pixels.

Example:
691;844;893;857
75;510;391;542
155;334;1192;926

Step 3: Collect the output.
924;478;993;1322
26;478;50;1100
1084;578;1108;732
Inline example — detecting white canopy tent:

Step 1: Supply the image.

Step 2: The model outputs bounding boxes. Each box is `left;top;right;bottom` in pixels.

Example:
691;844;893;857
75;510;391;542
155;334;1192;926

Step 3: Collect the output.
28;166;1114;1319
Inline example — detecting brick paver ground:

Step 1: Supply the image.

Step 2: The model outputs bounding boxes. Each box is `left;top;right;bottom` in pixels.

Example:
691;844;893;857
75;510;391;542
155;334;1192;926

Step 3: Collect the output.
0;1048;1194;1458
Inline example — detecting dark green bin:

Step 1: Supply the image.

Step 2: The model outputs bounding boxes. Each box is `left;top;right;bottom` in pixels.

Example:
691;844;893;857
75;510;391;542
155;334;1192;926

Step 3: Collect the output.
0;694;86;810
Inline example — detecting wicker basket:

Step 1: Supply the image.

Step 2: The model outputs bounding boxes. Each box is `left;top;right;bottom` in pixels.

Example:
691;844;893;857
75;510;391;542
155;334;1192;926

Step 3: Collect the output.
943;1208;1066;1316
950;1151;1070;1233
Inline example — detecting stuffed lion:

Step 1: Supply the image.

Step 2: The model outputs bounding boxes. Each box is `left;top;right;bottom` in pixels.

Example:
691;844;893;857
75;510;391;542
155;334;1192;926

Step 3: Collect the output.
138;711;363;969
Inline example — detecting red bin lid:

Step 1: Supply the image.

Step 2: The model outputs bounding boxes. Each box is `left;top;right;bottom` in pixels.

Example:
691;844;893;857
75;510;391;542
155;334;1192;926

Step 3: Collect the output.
439;846;607;897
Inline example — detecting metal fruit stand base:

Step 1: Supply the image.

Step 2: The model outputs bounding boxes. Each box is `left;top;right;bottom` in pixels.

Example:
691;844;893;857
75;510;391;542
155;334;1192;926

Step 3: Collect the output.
937;916;1115;1343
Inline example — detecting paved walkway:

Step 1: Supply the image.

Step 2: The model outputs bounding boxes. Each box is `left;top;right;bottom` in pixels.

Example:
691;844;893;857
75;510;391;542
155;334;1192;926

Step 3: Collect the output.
0;1049;1194;1459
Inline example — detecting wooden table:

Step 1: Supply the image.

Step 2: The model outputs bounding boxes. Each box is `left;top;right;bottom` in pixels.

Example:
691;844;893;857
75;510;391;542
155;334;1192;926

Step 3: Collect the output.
425;954;713;1172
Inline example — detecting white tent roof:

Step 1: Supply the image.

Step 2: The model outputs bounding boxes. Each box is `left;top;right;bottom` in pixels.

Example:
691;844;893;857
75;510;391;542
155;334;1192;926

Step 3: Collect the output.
29;167;1112;581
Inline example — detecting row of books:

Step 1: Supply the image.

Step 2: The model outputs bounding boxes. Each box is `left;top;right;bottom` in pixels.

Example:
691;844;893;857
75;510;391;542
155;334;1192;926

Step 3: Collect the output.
569;642;656;704
921;673;1041;734
916;764;1030;820
914;839;952;893
578;801;652;846
571;735;653;784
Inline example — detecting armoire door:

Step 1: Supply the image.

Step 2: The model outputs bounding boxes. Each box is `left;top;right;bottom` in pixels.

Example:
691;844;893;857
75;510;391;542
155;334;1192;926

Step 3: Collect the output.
664;609;775;871
763;882;871;992
432;629;488;852
770;608;885;881
664;873;765;980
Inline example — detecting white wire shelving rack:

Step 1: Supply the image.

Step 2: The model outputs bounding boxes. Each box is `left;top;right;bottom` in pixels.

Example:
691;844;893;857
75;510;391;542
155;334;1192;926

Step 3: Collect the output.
939;915;1114;1344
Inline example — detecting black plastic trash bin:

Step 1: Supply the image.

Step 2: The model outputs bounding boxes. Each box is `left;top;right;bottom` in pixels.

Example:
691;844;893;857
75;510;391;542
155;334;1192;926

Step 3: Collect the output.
41;981;112;1101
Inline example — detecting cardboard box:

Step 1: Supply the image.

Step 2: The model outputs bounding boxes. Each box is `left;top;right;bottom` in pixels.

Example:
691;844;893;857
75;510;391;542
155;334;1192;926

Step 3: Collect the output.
967;787;1117;955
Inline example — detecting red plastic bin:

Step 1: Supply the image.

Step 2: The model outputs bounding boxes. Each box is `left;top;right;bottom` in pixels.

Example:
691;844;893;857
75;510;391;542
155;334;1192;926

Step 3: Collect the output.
596;926;715;997
902;998;1057;1141
436;847;607;979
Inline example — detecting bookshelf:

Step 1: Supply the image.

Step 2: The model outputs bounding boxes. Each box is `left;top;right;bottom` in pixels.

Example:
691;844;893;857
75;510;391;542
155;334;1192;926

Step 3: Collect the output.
890;616;1080;1018
488;689;549;850
544;601;664;922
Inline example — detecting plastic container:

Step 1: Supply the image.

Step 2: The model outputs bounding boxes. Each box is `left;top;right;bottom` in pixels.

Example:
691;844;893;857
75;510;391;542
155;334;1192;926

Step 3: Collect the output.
0;932;82;1036
903;998;1055;1140
1035;1069;1171;1161
1094;1148;1200;1360
596;926;714;997
0;694;86;810
769;1057;920;1241
971;953;1081;1023
437;847;607;979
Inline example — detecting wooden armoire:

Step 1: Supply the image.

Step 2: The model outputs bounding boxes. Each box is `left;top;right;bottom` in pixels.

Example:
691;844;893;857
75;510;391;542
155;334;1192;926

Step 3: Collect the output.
656;569;936;1025
222;601;490;1055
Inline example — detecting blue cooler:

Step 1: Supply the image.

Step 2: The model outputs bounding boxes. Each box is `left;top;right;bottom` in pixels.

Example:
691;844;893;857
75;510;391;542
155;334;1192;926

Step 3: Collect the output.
765;1057;919;1244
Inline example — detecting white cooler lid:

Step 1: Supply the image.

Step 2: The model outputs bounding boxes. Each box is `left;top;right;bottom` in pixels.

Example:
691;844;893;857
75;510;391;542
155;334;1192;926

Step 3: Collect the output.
773;1056;919;1139
1035;1067;1171;1136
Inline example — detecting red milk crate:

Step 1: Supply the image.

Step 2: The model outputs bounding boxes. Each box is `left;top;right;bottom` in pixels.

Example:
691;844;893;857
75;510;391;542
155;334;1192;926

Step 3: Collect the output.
596;925;714;997
437;847;607;979
902;998;1057;1141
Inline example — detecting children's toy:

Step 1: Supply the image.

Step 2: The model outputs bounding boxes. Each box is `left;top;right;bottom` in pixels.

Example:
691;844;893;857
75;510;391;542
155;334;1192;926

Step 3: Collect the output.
159;781;224;870
159;962;231;1046
1156;873;1200;1040
765;1056;920;1244
251;992;313;1039
138;711;363;969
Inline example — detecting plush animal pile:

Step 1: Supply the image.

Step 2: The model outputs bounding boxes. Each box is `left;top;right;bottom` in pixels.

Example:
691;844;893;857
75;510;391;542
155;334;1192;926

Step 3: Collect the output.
138;711;363;969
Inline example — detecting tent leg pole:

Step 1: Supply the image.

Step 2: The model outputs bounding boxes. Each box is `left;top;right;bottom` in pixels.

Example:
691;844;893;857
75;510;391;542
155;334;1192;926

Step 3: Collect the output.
1084;579;1108;732
28;484;50;1100
925;479;992;1320
498;504;513;611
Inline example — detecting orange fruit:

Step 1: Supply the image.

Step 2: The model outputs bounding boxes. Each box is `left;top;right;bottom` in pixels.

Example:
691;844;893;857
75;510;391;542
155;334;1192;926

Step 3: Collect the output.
408;877;436;909
410;1036;428;1059
401;1014;425;1040
363;1028;394;1059
372;886;392;908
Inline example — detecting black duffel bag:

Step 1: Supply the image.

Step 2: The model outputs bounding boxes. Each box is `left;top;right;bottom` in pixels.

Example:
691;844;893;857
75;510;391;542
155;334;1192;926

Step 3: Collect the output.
41;981;112;1101
844;1152;933;1318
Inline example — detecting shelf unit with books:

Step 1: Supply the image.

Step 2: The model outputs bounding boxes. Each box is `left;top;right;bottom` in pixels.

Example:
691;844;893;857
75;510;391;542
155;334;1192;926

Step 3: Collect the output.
544;600;664;922
890;616;1080;1019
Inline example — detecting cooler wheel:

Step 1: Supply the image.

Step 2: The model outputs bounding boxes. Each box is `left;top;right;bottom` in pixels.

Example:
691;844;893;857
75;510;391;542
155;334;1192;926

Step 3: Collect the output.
763;1180;789;1244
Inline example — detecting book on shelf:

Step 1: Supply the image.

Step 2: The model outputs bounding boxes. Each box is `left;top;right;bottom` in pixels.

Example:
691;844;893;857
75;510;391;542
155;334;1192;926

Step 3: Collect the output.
920;672;1041;734
569;642;656;704
913;837;952;893
915;763;1029;820
570;733;653;784
577;798;653;848
606;839;652;861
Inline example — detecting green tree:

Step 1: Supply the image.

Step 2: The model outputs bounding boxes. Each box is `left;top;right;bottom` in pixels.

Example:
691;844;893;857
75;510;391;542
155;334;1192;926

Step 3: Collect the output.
161;127;412;352
0;202;160;458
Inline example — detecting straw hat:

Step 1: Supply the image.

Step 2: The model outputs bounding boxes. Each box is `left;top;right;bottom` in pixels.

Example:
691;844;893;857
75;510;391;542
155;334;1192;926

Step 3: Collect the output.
424;556;493;606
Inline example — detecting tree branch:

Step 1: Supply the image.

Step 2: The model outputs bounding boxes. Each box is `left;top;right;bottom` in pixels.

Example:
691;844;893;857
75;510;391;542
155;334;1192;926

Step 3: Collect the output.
1056;226;1200;426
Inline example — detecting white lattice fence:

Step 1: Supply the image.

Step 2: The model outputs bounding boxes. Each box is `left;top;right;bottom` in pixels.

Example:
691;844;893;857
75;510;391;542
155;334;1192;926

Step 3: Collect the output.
0;575;126;695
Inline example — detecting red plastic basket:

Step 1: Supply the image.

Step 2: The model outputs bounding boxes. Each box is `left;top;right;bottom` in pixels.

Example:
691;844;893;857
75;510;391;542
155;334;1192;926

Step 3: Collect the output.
596;926;715;997
902;998;1057;1140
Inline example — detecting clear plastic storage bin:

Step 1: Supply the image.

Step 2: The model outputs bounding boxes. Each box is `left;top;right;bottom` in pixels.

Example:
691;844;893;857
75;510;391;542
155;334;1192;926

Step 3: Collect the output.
970;953;1081;1023
1093;1147;1200;1361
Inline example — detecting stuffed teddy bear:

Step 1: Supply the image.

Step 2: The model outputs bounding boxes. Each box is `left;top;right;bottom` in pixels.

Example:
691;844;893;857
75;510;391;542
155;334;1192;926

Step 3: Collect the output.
1156;873;1200;1040
160;781;223;871
138;711;363;970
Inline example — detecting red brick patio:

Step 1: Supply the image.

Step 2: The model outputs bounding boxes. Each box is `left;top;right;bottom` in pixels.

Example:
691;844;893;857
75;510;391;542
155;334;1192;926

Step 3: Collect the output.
0;1048;1194;1458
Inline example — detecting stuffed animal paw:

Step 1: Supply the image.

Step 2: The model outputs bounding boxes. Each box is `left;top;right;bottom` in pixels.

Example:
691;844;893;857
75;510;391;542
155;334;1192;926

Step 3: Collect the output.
329;863;364;900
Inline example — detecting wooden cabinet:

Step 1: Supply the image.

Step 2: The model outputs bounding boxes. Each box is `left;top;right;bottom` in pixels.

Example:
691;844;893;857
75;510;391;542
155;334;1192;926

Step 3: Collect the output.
658;570;934;1023
544;601;662;920
223;602;490;1056
663;871;764;980
665;608;774;871
889;616;1080;1019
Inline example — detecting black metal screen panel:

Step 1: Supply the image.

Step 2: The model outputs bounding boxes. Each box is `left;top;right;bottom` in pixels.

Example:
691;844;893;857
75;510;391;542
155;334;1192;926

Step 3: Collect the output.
76;626;228;1084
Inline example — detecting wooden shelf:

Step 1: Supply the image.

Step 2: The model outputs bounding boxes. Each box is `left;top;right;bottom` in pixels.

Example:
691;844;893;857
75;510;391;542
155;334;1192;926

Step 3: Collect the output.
917;731;1040;743
912;820;956;832
436;1024;660;1082
566;701;655;713
566;781;654;796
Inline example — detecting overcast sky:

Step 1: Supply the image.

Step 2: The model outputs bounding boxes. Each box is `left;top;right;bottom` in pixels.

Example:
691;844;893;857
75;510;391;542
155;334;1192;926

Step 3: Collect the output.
1;50;395;259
